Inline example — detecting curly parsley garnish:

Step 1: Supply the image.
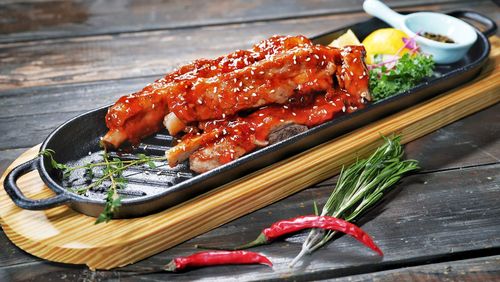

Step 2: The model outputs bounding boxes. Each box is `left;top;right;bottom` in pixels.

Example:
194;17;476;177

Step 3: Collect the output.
369;53;435;101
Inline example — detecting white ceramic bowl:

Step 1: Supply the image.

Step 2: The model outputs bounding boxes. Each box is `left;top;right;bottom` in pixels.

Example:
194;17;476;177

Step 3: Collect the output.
363;0;477;64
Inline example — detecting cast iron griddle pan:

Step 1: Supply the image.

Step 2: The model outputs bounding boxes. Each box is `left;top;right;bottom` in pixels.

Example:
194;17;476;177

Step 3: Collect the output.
4;11;496;218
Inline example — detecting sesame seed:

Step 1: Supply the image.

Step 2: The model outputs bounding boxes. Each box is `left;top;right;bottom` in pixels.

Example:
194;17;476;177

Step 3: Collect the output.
342;106;346;112
197;98;203;104
214;87;218;93
283;105;288;109
251;93;257;97
305;57;311;62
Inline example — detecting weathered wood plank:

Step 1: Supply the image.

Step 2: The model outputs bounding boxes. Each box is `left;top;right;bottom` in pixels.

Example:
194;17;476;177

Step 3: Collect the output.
0;229;42;271
0;0;474;43
330;255;500;282
1;1;497;90
0;164;498;280
0;148;27;177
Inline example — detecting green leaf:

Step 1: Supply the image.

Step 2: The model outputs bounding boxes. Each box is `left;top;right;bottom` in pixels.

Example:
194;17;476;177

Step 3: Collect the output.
369;53;435;101
313;200;319;216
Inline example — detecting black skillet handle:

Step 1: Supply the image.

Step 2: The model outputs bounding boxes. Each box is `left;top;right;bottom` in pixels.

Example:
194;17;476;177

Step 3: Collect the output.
449;10;497;37
3;157;70;210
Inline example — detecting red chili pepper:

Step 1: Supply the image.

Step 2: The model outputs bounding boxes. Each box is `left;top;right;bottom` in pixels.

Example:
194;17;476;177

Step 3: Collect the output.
163;250;273;272
197;215;383;256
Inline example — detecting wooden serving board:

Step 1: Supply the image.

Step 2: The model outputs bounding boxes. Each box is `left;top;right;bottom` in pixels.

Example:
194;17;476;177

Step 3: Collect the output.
1;37;499;270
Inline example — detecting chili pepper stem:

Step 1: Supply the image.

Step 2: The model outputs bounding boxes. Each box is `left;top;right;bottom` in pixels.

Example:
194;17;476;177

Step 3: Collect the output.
195;233;269;251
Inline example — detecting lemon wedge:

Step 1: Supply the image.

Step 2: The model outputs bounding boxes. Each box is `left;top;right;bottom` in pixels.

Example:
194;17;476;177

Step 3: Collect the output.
361;28;409;64
329;29;361;48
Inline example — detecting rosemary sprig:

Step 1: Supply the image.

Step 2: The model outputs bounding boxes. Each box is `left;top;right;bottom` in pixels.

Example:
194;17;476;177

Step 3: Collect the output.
290;136;419;266
39;149;166;224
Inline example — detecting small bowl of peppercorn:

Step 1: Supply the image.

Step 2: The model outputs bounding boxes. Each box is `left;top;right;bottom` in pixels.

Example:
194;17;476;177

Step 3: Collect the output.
363;0;477;64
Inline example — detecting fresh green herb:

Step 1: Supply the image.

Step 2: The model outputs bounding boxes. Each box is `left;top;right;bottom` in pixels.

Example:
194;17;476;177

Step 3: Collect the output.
369;53;435;101
39;149;166;224
290;136;419;266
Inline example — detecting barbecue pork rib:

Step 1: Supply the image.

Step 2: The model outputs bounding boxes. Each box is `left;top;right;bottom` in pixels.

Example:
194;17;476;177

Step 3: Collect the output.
103;35;369;174
103;35;317;148
166;44;369;173
169;89;363;173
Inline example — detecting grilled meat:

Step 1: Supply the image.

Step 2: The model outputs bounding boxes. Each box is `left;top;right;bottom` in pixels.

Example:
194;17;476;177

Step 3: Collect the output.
103;35;315;148
103;35;369;174
168;89;364;172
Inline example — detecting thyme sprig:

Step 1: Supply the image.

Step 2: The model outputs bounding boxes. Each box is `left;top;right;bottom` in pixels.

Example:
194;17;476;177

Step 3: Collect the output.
39;149;167;224
290;136;419;266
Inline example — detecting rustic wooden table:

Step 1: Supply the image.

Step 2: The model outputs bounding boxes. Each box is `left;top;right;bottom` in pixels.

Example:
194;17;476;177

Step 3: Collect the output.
0;0;499;281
